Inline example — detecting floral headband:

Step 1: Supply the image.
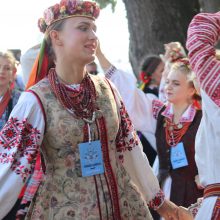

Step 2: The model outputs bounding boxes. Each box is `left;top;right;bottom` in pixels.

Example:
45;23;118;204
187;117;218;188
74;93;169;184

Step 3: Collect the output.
174;58;191;69
38;0;100;33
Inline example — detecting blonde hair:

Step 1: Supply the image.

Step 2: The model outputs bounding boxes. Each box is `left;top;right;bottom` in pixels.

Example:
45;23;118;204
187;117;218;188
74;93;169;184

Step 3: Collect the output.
0;51;16;68
171;59;201;102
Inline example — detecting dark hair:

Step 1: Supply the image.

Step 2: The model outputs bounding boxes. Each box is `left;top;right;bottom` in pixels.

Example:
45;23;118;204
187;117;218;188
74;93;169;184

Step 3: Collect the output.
140;55;162;93
140;55;162;75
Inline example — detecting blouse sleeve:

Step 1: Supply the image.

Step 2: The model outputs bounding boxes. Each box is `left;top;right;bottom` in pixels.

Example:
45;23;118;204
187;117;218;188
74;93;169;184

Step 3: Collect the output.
186;12;220;107
0;91;45;219
110;82;164;210
105;66;158;149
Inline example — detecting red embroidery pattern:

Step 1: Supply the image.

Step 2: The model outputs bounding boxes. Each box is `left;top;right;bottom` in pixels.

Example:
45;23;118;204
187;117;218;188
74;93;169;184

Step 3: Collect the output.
212;197;220;220
116;101;138;163
148;189;165;210
186;13;220;107
152;99;165;120
97;116;122;220
0;117;41;182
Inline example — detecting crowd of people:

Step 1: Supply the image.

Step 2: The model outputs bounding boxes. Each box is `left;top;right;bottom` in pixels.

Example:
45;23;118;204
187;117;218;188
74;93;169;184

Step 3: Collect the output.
0;0;220;219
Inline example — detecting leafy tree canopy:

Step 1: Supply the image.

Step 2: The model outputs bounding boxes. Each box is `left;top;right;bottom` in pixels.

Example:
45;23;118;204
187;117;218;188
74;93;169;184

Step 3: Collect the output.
94;0;117;11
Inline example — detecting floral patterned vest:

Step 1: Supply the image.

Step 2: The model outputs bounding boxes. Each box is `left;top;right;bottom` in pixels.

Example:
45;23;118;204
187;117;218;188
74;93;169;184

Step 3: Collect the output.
27;75;152;220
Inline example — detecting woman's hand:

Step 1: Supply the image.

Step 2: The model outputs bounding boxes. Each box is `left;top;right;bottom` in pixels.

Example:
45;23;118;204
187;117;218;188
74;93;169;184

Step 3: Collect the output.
178;206;194;220
157;199;179;220
195;175;204;190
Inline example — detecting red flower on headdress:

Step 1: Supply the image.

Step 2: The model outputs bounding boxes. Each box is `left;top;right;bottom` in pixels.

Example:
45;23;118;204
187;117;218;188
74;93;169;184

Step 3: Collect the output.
174;58;190;67
139;71;152;84
53;4;60;18
60;0;68;7
67;0;77;14
44;8;54;25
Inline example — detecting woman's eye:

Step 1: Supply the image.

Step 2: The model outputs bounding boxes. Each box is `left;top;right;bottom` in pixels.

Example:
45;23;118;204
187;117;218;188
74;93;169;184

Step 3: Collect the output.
174;83;180;86
79;26;88;31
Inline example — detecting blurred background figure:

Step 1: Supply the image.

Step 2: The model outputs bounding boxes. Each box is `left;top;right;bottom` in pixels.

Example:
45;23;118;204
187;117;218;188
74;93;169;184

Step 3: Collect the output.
139;55;164;97
20;44;40;87
86;61;99;75
0;51;21;130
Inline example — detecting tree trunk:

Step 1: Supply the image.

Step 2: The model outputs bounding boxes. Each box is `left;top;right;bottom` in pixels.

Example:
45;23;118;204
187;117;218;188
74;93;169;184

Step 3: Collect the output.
122;0;200;75
199;0;220;12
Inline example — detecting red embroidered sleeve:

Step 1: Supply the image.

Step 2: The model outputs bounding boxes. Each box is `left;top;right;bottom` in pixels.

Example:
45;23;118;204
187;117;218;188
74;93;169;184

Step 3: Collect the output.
148;189;165;210
116;101;139;163
186;12;220;107
152;99;165;120
0;117;41;182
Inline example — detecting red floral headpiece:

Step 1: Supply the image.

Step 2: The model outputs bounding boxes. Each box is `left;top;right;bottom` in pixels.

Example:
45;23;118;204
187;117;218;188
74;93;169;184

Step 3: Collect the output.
174;57;190;68
38;0;100;33
139;71;152;84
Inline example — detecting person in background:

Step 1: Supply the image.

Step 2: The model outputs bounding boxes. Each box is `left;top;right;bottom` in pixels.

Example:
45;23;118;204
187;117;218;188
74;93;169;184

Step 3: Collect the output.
139;55;164;97
0;51;21;219
97;44;203;216
8;49;25;91
0;0;179;219
86;61;99;75
159;42;187;103
178;11;220;220
0;51;21;129
136;55;164;167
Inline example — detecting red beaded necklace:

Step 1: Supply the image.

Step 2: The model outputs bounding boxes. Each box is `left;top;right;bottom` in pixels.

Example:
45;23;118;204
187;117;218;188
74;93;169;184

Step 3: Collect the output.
164;118;191;147
48;68;97;123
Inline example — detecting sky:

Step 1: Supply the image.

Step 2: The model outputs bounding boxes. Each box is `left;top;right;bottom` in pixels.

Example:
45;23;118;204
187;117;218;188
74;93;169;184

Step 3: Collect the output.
0;0;131;70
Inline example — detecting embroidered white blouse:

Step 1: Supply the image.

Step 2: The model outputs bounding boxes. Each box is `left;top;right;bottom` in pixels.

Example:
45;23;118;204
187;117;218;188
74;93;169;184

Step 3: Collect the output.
187;12;220;219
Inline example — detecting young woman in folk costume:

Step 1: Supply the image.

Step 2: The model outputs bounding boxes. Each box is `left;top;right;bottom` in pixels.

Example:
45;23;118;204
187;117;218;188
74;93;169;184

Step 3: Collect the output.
0;51;22;219
177;12;220;220
0;0;180;219
137;55;165;167
0;51;21;130
97;46;203;210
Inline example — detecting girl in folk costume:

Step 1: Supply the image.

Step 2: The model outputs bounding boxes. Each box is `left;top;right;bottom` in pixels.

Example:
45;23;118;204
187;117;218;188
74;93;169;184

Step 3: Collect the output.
0;51;21;219
159;42;187;103
139;55;164;97
177;12;220;220
0;0;179;219
0;51;21;130
138;55;164;167
97;46;203;209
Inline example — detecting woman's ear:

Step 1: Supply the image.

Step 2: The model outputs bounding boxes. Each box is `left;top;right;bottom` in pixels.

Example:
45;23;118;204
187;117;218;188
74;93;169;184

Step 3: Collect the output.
50;30;63;46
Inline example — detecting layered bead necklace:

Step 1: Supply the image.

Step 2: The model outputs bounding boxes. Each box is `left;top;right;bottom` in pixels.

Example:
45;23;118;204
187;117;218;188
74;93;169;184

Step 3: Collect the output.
48;68;97;124
164;118;191;147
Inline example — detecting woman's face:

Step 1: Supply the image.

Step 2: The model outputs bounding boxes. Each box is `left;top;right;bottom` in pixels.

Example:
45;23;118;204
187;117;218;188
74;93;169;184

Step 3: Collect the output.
165;69;195;104
0;57;13;88
55;17;98;65
152;61;164;85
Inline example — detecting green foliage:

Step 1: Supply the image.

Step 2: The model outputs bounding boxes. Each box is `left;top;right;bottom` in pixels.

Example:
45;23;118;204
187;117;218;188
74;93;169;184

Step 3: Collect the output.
94;0;117;12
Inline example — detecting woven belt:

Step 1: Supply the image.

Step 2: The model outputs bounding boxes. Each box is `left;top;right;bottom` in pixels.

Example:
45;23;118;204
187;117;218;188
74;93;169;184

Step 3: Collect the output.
204;184;220;198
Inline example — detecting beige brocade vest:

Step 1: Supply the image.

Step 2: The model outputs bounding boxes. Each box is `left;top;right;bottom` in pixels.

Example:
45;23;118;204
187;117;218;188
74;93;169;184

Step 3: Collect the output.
26;75;152;220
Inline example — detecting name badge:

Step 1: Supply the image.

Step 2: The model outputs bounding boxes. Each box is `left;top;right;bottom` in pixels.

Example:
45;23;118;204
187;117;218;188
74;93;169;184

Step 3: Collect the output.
78;140;104;177
170;142;188;169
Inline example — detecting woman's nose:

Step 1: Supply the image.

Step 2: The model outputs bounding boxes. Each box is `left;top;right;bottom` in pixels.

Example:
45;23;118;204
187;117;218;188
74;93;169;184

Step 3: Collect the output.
90;30;98;40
